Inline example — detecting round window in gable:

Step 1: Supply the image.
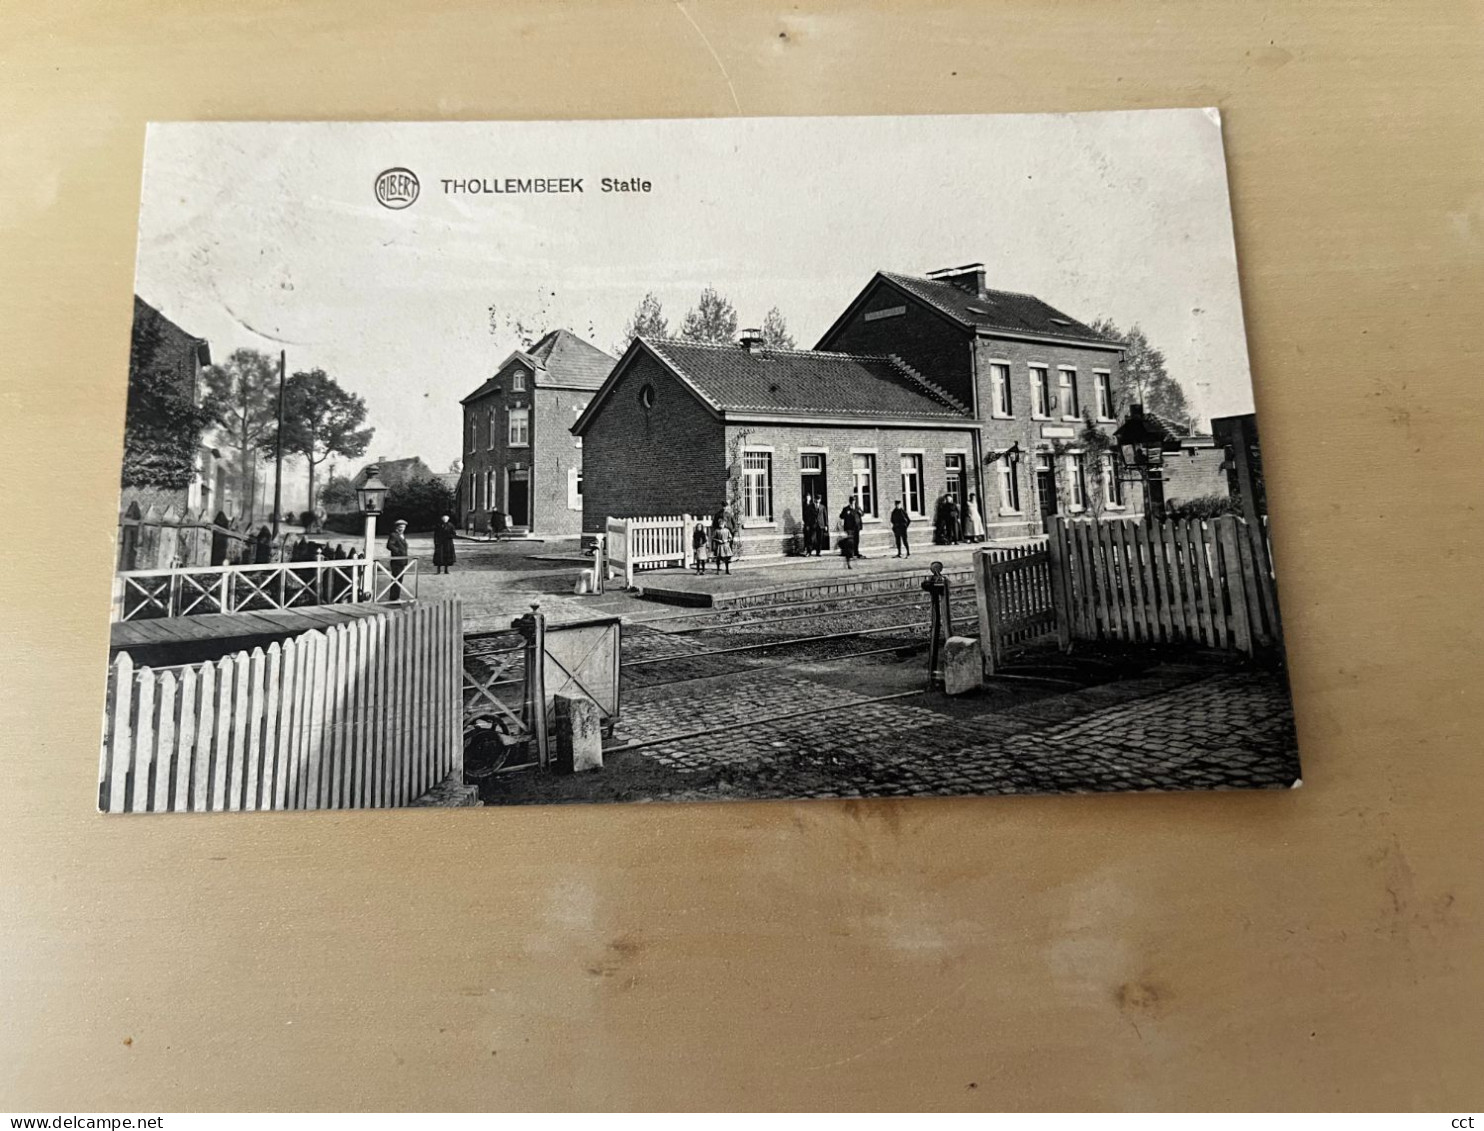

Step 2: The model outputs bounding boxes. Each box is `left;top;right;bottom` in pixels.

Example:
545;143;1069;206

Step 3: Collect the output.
639;383;656;410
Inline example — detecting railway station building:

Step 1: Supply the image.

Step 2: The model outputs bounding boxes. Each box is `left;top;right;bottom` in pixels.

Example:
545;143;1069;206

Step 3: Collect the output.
574;262;1148;554
572;335;981;557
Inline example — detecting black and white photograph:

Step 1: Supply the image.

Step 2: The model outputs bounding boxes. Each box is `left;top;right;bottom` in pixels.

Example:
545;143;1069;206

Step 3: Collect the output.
102;110;1298;813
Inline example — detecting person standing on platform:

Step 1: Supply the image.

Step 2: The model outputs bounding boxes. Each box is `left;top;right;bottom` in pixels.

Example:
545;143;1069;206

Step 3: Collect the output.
840;499;863;565
801;494;818;556
812;501;830;557
692;517;710;575
965;493;988;543
890;499;912;558
712;522;733;575
433;513;457;574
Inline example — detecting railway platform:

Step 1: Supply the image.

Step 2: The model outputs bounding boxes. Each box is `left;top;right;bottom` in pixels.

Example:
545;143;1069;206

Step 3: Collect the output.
634;539;995;608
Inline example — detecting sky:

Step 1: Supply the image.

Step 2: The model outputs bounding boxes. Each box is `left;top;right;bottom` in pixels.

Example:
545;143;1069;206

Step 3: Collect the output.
134;111;1254;475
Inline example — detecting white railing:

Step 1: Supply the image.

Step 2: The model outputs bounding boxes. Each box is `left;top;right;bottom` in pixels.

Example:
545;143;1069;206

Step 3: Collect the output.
113;558;420;622
99;598;463;813
604;514;694;587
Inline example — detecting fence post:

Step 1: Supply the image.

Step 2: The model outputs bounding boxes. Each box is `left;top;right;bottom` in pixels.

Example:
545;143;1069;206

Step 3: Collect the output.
681;513;693;570
972;548;1000;675
1045;518;1073;650
1214;516;1254;656
515;605;550;768
623;519;635;588
592;533;606;595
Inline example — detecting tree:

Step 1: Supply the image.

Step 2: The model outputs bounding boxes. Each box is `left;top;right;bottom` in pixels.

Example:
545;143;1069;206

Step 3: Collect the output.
1074;410;1118;520
385;472;457;532
318;474;357;512
121;312;214;491
204;348;279;521
1088;318;1191;425
269;369;374;513
679;286;738;344
760;306;796;349
121;371;214;491
616;291;669;354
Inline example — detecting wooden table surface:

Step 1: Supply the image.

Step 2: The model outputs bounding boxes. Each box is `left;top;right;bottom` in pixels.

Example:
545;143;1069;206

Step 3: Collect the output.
2;0;1480;1112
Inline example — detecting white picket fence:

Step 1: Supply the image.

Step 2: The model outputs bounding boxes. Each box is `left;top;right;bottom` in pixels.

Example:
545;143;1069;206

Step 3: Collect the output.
604;514;694;587
99;598;463;813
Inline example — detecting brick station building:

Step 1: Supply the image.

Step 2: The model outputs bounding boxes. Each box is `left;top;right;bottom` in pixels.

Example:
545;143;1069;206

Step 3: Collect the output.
572;336;979;556
459;329;616;536
575;262;1153;553
817;263;1145;535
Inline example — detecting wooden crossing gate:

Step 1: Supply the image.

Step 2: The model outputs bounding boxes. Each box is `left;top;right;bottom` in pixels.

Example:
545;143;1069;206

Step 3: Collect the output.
462;611;621;769
972;543;1058;673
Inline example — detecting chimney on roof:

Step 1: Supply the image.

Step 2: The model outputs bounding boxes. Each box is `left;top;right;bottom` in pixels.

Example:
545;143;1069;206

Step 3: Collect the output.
927;262;987;298
738;328;765;354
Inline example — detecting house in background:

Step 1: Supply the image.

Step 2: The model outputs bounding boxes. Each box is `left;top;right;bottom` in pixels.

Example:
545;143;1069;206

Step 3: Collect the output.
123;295;227;516
460;329;616;536
572;335;979;556
350;456;438;493
816;263;1143;535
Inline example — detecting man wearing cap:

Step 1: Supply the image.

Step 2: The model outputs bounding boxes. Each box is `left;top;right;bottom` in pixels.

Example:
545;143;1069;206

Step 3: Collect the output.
386;518;410;601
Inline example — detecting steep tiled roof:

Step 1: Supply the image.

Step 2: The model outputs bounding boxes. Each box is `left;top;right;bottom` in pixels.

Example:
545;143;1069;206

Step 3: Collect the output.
878;272;1115;345
352;456;434;488
462;329;616;402
644;338;971;420
525;329;617;390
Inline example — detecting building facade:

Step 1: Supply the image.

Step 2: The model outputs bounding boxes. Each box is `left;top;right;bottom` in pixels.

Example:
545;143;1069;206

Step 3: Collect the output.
573;337;981;556
817;264;1145;535
459;330;616;536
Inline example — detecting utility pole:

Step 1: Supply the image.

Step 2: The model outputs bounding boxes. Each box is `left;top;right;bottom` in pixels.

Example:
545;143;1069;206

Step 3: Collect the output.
272;349;286;538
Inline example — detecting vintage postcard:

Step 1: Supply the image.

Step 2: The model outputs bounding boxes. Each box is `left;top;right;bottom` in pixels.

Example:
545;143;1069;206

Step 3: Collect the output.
102;111;1298;813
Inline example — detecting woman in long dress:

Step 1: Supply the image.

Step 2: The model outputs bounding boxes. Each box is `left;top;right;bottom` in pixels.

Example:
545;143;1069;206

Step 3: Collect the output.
965;493;988;543
432;514;457;574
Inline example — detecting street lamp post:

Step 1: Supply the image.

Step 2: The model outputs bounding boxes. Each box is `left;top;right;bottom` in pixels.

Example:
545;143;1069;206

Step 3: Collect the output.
356;466;388;600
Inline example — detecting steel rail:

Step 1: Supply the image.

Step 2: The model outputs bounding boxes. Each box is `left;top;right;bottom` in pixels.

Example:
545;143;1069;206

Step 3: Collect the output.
463;594;976;651
608;689;929;754
621;620;939;666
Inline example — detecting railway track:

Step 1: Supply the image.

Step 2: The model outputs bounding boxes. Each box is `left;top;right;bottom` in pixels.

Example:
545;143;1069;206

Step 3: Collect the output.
462;589;979;695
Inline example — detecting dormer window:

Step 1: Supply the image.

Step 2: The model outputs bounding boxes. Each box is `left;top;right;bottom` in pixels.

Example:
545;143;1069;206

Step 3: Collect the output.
511;369;527;392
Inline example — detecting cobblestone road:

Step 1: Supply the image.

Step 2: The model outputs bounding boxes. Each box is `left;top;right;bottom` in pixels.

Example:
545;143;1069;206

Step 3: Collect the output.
617;662;1299;800
452;546;1302;805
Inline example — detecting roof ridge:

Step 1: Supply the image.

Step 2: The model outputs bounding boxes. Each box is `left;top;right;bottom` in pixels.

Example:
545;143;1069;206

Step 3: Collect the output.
883;270;1042;302
647;336;896;363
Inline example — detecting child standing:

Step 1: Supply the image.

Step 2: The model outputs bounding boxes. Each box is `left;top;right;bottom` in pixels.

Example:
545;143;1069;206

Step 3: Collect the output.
712;523;734;575
692;518;710;575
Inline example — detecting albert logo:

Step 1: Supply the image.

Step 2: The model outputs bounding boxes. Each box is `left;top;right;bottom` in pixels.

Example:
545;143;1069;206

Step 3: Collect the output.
374;167;420;210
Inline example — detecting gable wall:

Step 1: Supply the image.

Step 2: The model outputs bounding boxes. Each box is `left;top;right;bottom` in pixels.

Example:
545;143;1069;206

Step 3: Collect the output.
816;280;976;409
579;350;728;535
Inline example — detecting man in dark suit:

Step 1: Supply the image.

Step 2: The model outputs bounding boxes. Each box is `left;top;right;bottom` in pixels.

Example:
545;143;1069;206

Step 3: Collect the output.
839;500;864;564
386;518;411;601
890;499;912;557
